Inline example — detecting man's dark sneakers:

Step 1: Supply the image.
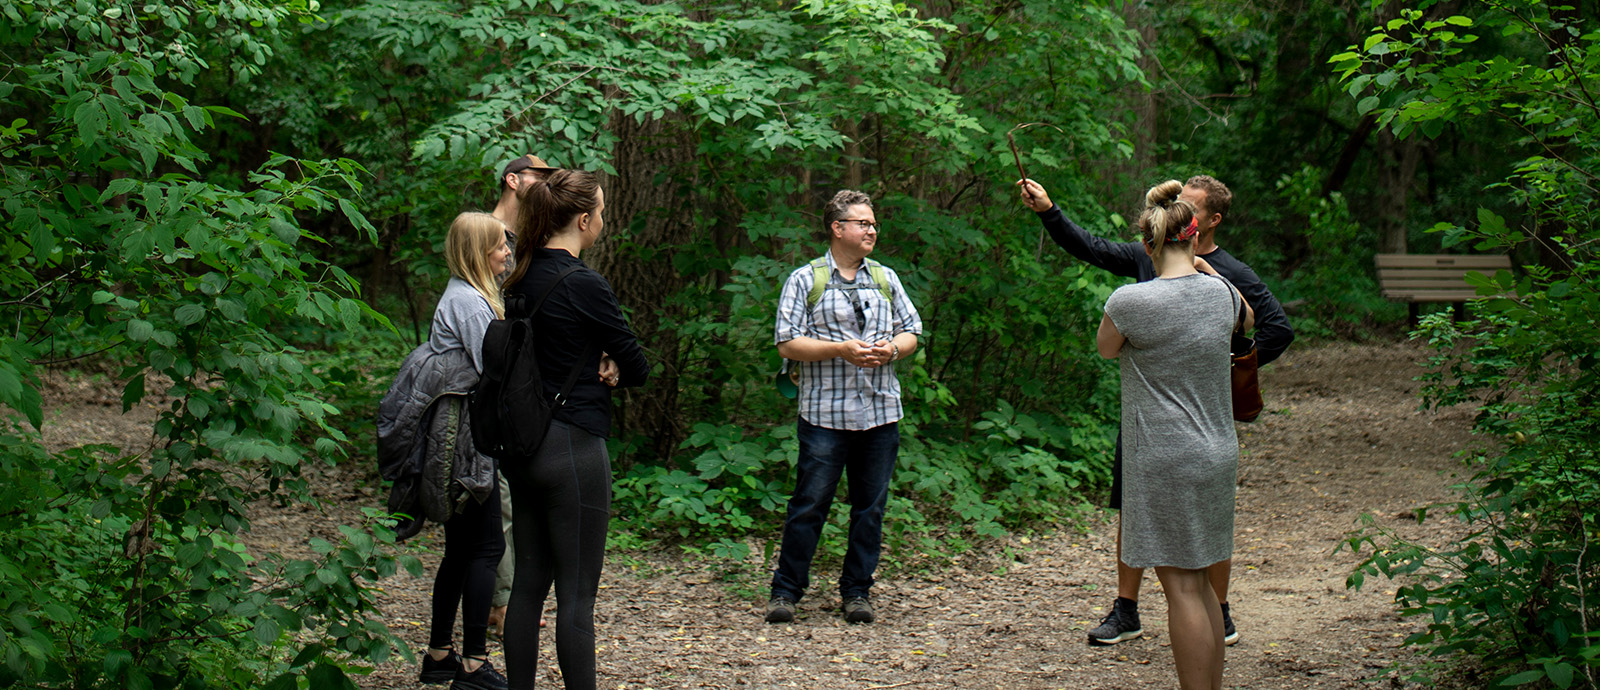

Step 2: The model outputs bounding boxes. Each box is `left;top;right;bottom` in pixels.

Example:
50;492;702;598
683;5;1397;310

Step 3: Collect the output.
765;596;797;623
1221;601;1240;646
451;658;508;690
842;596;875;624
420;649;462;684
1087;597;1143;646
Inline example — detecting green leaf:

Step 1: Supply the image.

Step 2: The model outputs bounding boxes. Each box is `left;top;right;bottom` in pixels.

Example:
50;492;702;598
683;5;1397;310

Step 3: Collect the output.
1477;207;1507;234
337;199;377;242
126;319;154;342
1546;662;1574;689
99;178;141;202
1357;96;1380;114
122;375;145;412
74;100;107;140
270;218;300;244
252;617;280;646
306;663;356;690
291;643;324;669
174;303;206;326
28;218;55;262
1498;670;1545;686
103;650;133;676
262;673;298;690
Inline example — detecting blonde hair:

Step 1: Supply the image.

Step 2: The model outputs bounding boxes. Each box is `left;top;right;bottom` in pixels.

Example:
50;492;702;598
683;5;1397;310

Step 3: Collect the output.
445;212;507;319
1137;180;1197;264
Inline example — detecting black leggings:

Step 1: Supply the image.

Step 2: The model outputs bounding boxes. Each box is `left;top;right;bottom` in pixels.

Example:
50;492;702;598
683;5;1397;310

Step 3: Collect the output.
429;478;506;658
503;420;611;690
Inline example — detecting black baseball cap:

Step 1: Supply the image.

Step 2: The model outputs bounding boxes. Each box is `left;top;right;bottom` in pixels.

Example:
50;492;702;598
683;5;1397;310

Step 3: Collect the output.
500;154;558;178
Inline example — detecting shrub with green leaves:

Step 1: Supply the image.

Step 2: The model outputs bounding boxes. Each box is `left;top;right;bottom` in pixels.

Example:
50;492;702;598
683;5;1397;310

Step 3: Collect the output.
1;2;411;687
1332;2;1600;686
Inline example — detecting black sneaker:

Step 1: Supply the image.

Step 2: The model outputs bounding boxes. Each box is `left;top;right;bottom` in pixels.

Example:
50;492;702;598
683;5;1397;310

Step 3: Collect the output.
765;597;797;623
1087;597;1143;646
1221;601;1240;646
451;658;508;690
420;649;461;684
842;596;875;624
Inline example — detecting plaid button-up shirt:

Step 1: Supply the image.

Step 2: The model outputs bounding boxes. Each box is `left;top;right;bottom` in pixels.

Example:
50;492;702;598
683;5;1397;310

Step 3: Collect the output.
774;250;923;431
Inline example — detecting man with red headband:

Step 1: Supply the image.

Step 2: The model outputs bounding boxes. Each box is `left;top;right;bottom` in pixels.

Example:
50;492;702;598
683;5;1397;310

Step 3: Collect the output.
1017;175;1294;648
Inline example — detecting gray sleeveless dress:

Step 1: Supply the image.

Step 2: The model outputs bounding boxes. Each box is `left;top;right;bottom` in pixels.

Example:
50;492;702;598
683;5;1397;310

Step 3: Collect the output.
1103;273;1239;570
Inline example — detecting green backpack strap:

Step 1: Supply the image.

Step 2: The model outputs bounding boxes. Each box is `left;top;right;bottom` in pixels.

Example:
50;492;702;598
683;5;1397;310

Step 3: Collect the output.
805;257;830;309
864;258;892;303
804;256;893;309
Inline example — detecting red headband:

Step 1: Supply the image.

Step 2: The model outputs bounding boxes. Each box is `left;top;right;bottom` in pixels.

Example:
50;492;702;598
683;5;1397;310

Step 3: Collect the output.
1171;216;1199;243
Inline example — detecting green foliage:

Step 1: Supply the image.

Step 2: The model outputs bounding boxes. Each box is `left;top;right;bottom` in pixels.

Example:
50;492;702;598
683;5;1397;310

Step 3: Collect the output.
613;398;1113;563
0;1;410;687
1271;165;1405;337
1333;2;1600;686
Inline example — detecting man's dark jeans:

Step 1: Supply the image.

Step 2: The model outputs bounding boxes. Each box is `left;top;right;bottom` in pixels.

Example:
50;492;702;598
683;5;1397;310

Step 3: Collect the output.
770;418;899;602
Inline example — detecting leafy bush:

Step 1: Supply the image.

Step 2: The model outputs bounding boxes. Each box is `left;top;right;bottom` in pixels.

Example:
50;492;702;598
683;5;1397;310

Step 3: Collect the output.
1333;3;1600;686
0;2;412;687
613;397;1114;564
1271;165;1406;338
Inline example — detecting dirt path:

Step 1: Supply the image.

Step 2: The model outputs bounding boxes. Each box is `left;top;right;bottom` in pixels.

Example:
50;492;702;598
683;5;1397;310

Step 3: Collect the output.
40;342;1478;688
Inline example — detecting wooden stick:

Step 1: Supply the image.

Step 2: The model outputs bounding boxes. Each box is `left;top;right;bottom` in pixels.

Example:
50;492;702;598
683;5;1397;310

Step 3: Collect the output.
1006;123;1066;261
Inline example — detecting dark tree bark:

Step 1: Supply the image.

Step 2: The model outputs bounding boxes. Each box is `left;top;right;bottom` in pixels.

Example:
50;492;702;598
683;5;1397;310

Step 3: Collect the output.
1375;128;1421;254
587;110;698;466
1323;113;1377;196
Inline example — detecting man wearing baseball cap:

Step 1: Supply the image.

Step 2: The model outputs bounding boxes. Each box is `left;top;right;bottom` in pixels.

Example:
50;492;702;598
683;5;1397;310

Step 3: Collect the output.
491;154;558;232
486;153;556;638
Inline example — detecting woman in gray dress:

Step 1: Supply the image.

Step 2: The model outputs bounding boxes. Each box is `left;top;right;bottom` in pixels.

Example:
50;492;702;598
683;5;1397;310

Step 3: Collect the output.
1095;180;1253;690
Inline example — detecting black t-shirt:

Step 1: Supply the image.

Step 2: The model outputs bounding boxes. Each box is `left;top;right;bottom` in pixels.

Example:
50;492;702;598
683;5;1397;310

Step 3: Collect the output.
1036;205;1295;365
505;248;649;438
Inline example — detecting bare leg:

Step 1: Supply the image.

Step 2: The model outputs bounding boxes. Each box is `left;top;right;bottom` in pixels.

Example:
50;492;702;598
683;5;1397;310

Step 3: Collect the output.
1154;565;1225;690
1116;515;1144;601
1206;558;1231;604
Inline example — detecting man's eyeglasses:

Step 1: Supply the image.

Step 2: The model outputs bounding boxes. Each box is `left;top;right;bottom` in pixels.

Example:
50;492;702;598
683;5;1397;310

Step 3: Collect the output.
838;219;880;232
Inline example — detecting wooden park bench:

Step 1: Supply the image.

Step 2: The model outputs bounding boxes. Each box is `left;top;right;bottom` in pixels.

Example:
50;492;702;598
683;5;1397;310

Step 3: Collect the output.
1375;253;1513;325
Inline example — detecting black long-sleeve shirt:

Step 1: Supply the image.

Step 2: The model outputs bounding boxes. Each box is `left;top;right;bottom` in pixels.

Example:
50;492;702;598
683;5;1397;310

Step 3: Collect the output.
505;248;649;438
1036;205;1295;365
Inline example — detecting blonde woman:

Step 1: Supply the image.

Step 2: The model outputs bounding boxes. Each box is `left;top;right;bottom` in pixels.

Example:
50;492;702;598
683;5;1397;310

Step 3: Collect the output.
417;212;513;690
1095;181;1252;690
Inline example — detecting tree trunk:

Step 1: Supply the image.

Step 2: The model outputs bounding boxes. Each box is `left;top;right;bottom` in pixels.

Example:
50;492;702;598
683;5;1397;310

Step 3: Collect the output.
587;109;698;466
1375;128;1420;254
1130;2;1157;183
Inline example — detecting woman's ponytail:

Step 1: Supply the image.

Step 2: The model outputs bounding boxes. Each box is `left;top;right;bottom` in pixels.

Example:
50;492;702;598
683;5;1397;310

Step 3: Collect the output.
504;169;601;290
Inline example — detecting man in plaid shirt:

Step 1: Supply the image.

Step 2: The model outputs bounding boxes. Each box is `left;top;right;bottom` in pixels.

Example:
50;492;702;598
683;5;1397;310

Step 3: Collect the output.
765;190;923;625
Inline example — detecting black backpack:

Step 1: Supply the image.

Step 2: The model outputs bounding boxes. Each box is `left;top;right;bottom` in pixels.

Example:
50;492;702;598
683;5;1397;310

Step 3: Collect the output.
470;266;591;460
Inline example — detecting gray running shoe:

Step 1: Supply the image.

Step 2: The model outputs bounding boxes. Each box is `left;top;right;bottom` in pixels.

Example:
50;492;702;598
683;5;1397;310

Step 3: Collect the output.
842;596;875;624
765;596;797;623
1087;597;1143;646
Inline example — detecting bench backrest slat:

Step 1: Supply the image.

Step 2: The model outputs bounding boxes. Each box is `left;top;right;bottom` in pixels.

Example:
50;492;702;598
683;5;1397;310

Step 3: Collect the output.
1374;254;1511;269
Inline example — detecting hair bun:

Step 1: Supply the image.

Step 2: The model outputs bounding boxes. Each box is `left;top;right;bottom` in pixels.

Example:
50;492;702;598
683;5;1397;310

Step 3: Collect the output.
1144;179;1185;210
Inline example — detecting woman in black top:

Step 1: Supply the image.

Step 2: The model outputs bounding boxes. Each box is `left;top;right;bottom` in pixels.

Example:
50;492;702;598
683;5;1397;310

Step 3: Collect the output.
500;169;648;690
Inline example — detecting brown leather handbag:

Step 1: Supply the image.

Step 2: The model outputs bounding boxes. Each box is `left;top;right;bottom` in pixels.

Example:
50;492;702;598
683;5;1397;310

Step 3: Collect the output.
1229;287;1264;423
